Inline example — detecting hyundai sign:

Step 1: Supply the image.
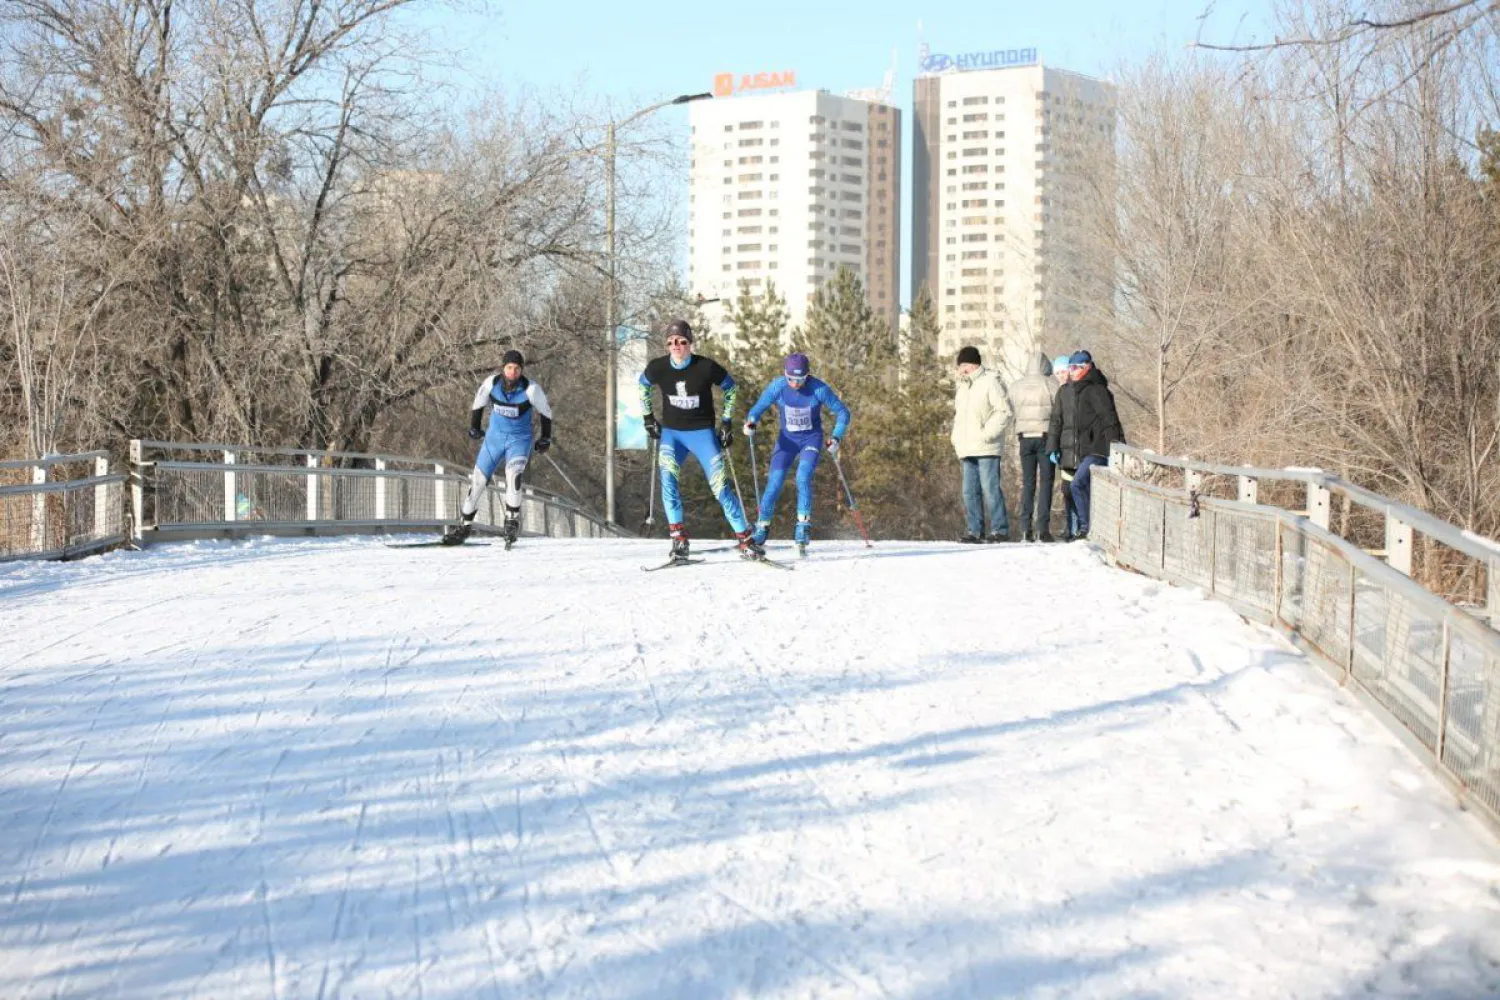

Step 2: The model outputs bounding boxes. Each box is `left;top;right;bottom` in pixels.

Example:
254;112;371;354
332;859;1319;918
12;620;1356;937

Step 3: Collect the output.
919;47;1037;75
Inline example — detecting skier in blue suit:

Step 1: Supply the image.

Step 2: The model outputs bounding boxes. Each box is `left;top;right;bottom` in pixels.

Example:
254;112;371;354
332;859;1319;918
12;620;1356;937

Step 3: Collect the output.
743;352;850;553
445;349;552;545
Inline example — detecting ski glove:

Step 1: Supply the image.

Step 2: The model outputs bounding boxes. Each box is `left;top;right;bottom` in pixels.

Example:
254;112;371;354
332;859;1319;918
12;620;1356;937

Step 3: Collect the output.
743;420;757;436
468;427;484;440
826;437;840;457
1048;450;1060;465
643;414;661;440
716;421;734;449
534;437;552;454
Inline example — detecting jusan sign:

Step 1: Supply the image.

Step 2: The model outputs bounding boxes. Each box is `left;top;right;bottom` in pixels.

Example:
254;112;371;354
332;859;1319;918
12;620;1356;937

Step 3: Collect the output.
920;48;1037;75
713;70;797;97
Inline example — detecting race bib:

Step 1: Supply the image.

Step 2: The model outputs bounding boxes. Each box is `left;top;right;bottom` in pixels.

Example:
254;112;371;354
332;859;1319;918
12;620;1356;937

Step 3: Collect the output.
495;405;520;419
784;406;814;433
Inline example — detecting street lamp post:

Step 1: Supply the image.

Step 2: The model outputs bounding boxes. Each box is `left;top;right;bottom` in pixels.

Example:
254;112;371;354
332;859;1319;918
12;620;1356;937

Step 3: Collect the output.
604;91;714;526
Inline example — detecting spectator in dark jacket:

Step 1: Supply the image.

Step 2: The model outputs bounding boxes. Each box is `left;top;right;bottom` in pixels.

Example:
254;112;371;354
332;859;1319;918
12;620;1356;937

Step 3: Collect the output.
1045;350;1125;540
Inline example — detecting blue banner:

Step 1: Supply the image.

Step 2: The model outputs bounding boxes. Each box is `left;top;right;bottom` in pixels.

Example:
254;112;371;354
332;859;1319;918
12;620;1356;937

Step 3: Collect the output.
616;327;650;451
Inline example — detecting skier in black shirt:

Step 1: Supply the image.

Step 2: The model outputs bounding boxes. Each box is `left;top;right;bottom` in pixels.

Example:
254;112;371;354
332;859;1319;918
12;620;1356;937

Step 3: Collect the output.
637;319;758;561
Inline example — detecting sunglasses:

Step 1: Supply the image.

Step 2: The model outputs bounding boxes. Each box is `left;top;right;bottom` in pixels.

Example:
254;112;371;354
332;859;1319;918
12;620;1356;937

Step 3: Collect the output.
666;338;691;347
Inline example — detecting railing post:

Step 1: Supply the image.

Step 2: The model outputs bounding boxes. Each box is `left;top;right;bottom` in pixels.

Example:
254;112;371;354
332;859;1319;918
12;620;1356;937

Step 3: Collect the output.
1271;516;1284;624
1435;620;1452;762
1488;558;1499;629
1208;508;1218;597
94;456;110;540
223;450;237;523
129;440;145;544
1384;513;1413;576
434;464;445;521
375;458;387;520
306;455;319;522
1306;481;1331;530
30;466;46;552
1237;475;1257;505
1343;559;1358;684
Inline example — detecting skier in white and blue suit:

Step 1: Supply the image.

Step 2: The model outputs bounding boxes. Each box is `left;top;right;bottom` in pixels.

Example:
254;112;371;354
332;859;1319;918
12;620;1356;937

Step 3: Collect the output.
446;349;552;544
638;319;759;560
742;352;850;551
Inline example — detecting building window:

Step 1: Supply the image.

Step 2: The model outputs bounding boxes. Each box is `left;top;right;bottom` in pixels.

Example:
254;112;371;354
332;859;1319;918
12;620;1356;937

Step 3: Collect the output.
962;96;989;106
962;130;989;140
740;120;763;130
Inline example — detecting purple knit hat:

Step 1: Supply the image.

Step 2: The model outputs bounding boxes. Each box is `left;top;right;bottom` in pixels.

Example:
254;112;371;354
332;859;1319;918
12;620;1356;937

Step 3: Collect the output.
784;353;810;378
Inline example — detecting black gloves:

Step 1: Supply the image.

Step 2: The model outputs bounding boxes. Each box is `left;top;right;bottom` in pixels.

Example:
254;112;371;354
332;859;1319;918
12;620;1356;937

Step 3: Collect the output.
717;421;733;449
644;414;661;440
534;437;552;454
468;427;484;440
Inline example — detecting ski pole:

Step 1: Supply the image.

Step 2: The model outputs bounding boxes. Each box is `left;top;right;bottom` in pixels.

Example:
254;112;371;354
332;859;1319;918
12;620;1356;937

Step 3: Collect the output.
644;443;659;529
746;427;762;515
831;450;873;547
543;451;609;524
723;440;749;524
543;452;587;506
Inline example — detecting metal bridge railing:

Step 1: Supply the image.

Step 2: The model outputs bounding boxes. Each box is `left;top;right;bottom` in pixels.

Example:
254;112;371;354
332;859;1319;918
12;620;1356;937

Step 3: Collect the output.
129;440;632;544
0;452;128;561
1097;444;1500;831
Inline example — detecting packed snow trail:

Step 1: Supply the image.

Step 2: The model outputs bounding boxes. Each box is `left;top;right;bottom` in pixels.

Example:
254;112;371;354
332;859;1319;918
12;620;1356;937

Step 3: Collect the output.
1;537;1498;999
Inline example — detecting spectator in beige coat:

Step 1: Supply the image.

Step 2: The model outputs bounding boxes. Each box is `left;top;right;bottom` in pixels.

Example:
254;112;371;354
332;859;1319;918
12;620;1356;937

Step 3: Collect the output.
951;345;1013;542
1009;352;1058;542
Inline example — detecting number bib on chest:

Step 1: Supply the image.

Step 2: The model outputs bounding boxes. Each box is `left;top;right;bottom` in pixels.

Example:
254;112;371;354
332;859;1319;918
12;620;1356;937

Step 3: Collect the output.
783;406;814;433
495;405;521;419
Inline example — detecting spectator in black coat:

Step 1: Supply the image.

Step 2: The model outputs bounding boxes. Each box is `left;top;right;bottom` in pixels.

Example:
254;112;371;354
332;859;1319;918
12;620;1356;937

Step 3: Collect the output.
1045;350;1125;540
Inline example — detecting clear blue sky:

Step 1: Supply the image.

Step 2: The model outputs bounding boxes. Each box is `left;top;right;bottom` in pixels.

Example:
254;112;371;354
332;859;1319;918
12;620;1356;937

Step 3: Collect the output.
402;0;1268;303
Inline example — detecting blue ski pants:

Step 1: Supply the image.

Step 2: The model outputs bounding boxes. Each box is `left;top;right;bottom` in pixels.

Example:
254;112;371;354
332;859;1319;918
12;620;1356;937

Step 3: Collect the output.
755;432;822;533
658;427;749;532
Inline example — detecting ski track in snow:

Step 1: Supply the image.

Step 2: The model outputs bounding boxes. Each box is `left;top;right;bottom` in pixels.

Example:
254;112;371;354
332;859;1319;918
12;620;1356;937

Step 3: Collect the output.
1;535;1499;998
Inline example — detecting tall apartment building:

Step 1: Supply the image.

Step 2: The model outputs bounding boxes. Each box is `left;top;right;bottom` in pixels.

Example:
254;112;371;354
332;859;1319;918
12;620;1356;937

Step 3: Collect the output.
688;89;902;343
913;63;1115;377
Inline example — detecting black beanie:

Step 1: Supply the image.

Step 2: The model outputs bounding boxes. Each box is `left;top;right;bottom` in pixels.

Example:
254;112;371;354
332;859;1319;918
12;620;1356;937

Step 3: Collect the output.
956;345;981;366
501;349;525;367
665;319;695;343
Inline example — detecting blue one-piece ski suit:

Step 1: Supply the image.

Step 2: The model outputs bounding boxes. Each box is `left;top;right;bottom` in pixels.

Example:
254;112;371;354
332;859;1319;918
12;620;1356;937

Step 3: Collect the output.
462;373;553;518
746;376;850;544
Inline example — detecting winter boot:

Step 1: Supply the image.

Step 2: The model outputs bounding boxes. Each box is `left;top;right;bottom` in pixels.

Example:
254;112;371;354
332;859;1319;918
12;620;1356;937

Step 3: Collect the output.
503;505;521;548
737;529;765;560
794;516;811;557
669;523;690;562
750;521;770;546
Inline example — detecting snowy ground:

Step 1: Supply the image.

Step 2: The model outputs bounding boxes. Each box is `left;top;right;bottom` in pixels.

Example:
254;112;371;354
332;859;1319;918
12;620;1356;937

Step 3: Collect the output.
1;535;1498;1000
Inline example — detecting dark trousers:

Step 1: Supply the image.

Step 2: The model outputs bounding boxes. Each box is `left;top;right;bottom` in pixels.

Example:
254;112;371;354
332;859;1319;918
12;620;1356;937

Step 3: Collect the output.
1016;435;1053;535
1072;455;1106;534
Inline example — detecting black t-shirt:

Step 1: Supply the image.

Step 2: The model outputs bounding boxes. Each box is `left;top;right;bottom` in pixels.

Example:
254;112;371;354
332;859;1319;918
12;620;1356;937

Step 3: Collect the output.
641;354;732;431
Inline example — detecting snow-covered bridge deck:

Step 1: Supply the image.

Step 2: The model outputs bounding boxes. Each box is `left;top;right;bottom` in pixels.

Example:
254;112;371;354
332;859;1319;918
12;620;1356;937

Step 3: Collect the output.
2;538;1497;999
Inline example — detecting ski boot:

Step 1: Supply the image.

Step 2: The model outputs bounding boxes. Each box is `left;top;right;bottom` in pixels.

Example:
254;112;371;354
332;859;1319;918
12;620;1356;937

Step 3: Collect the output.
794;516;811;558
668;523;691;564
737;529;766;560
441;511;476;546
502;505;521;550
